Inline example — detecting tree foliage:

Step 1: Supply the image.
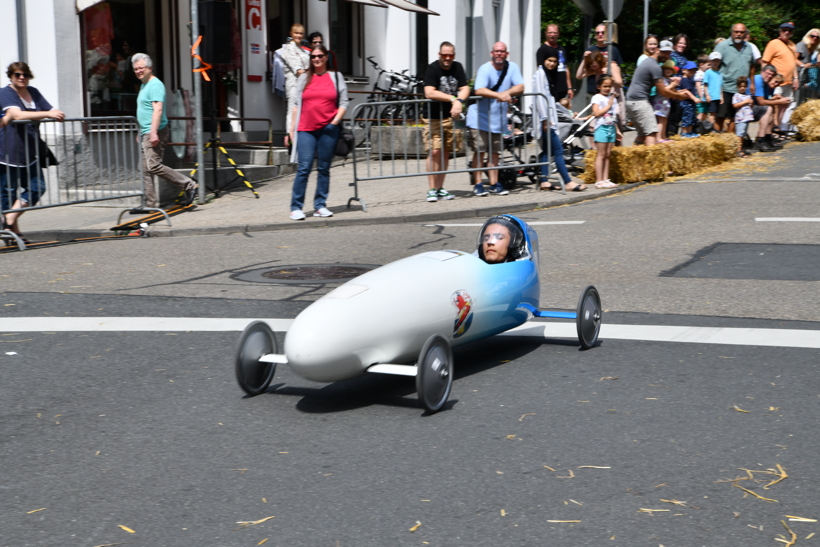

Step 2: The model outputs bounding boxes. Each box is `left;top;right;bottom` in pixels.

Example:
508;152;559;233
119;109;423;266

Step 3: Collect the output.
542;0;820;65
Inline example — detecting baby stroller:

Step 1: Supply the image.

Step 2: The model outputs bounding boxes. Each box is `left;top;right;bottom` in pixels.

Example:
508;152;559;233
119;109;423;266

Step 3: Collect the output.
555;102;594;174
468;99;541;190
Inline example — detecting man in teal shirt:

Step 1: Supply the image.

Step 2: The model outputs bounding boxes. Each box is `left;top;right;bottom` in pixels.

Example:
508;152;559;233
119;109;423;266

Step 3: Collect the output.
133;53;197;207
715;23;756;133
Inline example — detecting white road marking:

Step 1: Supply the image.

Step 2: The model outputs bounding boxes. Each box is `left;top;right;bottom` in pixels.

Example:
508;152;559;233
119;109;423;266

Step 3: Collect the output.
755;218;820;222
424;221;585;227
2;317;819;349
501;323;820;349
0;317;293;332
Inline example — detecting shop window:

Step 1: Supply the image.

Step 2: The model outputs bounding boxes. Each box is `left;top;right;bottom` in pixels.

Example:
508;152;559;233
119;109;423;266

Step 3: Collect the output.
82;0;157;117
329;0;356;75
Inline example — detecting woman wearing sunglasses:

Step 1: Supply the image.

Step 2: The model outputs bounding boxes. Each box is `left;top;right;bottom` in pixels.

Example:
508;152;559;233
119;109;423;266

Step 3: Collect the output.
0;62;64;244
287;45;347;220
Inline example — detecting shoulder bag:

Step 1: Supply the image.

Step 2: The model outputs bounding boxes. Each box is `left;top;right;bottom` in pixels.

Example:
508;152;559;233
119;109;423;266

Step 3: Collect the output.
333;72;354;158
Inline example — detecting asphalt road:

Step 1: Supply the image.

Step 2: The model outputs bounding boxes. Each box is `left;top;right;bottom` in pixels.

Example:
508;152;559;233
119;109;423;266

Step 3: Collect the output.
2;148;820;546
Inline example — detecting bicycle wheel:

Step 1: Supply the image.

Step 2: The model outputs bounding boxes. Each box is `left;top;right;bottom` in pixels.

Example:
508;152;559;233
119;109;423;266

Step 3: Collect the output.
353;104;374;147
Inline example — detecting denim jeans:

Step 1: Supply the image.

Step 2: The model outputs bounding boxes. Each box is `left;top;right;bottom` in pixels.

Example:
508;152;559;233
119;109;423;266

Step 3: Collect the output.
291;123;339;211
1;164;46;212
540;128;570;185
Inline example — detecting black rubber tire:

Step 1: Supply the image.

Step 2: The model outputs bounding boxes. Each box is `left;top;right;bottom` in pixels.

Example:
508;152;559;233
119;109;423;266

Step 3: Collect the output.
353;105;375;147
576;285;602;350
499;166;517;189
526;155;540;183
235;321;278;396
416;335;454;413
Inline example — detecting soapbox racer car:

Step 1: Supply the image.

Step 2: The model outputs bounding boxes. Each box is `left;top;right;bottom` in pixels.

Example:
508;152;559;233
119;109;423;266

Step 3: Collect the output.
235;215;601;412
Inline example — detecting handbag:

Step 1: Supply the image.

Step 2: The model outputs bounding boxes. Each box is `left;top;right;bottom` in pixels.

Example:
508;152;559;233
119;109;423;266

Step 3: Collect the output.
38;137;59;167
333;72;354;158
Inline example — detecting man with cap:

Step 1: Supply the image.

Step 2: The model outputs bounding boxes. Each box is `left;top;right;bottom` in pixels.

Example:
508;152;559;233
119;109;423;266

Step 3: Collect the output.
715;23;757;134
762;22;799;131
625;40;688;146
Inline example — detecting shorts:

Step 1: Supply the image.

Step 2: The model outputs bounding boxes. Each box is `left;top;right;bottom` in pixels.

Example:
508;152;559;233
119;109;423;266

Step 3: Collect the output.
715;91;734;119
468;128;503;155
625;100;659;137
594;124;616;143
752;105;768;121
735;121;749;137
709;99;721;114
696;101;708;114
423;117;455;151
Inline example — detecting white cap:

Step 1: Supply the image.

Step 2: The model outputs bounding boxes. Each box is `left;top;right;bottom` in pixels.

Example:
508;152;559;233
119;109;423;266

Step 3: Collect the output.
708;51;722;60
659;40;674;52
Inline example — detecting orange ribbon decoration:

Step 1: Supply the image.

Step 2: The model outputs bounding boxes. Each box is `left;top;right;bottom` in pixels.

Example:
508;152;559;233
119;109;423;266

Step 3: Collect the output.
191;35;212;81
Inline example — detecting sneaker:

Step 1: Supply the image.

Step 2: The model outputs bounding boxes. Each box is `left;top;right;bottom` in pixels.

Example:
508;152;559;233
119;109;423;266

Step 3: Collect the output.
290;210;306;220
474;183;489;197
753;138;775;153
313;207;333;217
437;188;455;200
766;134;784;150
489;184;509;196
426;189;438;202
183;184;198;206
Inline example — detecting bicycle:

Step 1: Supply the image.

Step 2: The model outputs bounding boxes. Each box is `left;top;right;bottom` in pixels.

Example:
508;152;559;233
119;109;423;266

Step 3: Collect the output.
352;57;423;147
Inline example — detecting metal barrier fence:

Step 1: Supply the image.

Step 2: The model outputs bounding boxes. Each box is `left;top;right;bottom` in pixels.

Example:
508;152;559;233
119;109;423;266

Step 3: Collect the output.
347;92;559;211
1;116;145;250
796;66;820;106
167;116;274;162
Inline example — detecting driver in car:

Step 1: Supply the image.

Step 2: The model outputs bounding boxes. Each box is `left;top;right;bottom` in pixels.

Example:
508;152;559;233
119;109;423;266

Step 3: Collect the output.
476;215;527;263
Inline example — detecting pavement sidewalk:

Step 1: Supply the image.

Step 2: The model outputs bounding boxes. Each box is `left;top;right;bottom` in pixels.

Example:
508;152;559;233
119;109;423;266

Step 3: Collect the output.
14;147;613;241
13;137;815;242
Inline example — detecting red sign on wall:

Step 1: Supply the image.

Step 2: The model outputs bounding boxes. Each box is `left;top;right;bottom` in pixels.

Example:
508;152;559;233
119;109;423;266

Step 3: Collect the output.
245;0;264;81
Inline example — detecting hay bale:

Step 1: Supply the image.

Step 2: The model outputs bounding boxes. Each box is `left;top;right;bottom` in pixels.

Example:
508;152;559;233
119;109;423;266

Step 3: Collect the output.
583;133;739;184
791;100;820;141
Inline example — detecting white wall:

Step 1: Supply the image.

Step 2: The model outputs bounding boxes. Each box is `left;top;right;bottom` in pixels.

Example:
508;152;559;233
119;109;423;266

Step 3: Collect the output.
0;0;20;81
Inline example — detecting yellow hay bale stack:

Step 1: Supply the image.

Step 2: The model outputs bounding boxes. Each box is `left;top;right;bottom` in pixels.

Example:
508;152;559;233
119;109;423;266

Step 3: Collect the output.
582;133;738;184
791;100;820;141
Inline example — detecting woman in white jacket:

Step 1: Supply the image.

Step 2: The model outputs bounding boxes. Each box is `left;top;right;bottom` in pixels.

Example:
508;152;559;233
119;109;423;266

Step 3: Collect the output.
531;58;586;191
281;24;309;144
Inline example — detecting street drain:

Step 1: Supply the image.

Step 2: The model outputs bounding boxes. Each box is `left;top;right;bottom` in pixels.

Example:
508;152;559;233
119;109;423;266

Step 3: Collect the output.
232;264;379;284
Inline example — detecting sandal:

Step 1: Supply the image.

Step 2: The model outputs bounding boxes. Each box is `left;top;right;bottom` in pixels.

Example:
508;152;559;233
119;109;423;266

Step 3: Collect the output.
735;151;750;158
566;183;587;192
595;180;618;189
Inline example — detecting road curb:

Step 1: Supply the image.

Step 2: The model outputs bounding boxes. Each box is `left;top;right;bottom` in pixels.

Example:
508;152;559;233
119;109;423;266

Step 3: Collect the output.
20;181;647;241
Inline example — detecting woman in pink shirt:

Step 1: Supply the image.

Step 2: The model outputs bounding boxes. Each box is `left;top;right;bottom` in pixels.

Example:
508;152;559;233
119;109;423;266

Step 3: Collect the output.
288;45;348;220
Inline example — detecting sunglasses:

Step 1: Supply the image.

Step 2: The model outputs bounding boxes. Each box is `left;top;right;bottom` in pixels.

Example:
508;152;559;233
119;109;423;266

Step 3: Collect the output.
12;72;32;78
439;53;454;59
595;31;606;35
312;40;323;44
310;54;326;59
811;35;820;39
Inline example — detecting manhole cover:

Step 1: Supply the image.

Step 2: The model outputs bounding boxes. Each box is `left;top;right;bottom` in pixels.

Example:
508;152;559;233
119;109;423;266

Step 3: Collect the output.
232;264;379;284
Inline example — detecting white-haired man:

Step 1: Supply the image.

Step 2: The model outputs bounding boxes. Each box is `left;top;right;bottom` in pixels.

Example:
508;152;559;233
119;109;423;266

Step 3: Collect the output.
132;53;197;208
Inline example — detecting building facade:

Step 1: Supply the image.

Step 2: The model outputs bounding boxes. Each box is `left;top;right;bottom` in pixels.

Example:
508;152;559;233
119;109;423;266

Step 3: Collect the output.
2;0;540;137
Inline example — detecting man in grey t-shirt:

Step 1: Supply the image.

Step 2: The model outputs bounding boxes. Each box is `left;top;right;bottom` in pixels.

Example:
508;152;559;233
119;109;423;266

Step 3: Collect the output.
625;40;687;145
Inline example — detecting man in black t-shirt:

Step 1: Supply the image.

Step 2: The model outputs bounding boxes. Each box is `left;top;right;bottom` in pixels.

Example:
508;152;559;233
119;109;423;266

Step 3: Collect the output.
422;41;470;202
584;24;624;96
537;24;572;100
